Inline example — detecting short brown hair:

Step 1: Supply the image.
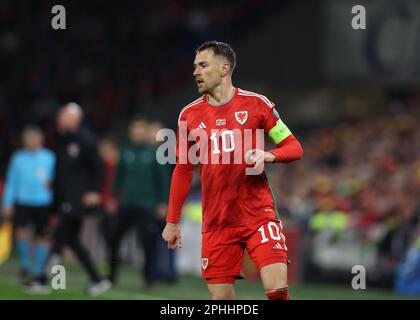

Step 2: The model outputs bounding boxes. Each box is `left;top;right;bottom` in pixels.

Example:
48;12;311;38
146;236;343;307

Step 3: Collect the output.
196;41;236;72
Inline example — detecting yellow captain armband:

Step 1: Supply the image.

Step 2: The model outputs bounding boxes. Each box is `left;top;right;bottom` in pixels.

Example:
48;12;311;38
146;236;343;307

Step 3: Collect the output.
268;119;292;144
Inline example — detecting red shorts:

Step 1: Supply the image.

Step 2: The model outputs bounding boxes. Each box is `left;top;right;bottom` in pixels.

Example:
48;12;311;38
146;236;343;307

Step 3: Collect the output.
202;219;288;284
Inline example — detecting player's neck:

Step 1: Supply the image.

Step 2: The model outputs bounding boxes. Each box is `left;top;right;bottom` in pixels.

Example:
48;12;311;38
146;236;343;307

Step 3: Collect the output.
207;83;235;106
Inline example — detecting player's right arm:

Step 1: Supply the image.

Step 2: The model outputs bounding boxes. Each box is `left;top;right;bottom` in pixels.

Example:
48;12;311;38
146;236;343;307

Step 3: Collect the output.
162;111;195;250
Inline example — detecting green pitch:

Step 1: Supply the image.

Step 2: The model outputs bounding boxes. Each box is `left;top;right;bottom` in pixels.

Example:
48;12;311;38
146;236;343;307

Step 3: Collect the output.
0;257;412;300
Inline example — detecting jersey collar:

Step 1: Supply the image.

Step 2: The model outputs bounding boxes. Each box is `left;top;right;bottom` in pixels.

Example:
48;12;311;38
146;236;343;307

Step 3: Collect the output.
206;87;236;107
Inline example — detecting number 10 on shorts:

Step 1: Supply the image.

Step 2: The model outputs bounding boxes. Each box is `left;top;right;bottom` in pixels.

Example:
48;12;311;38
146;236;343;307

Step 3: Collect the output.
258;221;287;250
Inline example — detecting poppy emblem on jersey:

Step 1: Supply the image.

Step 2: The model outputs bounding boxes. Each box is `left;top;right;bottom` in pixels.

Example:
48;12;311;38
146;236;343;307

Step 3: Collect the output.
201;258;209;270
272;108;280;119
235;111;248;125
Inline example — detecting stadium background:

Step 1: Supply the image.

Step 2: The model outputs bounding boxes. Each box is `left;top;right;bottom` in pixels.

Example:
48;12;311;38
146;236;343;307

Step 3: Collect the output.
0;0;419;299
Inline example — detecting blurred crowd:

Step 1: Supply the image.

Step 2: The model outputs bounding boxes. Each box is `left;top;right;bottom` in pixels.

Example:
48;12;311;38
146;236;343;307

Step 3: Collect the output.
0;0;418;297
0;89;419;294
268;93;420;286
0;103;175;295
0;0;281;152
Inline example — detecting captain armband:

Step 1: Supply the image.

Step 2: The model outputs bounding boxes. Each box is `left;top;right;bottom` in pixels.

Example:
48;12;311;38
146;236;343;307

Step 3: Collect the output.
268;119;292;145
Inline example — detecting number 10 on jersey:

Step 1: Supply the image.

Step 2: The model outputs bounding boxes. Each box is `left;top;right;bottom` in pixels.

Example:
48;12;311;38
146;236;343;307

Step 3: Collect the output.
210;130;235;154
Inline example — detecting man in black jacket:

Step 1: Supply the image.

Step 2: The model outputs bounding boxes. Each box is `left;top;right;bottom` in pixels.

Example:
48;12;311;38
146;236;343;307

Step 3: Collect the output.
47;102;111;296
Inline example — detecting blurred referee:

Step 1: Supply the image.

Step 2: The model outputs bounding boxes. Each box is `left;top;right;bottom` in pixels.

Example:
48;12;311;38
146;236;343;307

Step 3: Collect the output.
1;126;55;293
46;103;111;296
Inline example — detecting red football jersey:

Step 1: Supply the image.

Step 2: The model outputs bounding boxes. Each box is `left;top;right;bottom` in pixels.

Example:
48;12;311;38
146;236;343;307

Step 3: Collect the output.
176;88;289;232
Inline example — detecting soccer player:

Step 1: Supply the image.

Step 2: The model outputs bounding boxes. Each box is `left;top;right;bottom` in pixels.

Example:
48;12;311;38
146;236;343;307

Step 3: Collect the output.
2;126;55;293
162;41;303;300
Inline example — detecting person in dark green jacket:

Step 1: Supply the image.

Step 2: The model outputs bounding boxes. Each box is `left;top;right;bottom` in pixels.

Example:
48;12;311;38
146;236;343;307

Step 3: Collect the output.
107;115;169;289
147;119;177;284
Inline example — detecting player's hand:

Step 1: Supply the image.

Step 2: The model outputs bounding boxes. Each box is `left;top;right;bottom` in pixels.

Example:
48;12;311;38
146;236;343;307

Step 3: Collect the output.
82;192;102;207
162;222;183;250
1;206;14;220
245;149;275;167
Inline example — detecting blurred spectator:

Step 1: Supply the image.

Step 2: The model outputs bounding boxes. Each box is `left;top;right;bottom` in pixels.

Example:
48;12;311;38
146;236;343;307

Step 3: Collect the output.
99;137;120;213
107;115;170;289
0;0;279;149
269;96;420;286
1;125;54;293
46;103;111;296
98;137;119;247
147;119;177;284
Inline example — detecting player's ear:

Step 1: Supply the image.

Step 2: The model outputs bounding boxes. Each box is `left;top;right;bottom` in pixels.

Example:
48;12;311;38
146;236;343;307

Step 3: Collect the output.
221;63;231;77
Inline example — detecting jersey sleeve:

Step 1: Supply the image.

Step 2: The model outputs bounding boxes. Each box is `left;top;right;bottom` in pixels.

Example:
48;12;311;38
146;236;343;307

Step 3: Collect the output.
166;110;195;223
176;111;194;166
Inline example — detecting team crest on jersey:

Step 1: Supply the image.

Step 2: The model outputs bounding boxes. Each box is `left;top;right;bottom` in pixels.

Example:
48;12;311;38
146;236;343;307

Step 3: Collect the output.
235;111;248;125
201;258;209;270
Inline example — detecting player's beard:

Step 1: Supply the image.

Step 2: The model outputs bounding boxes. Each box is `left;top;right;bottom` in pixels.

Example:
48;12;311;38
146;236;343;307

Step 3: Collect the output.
197;82;207;94
198;80;217;95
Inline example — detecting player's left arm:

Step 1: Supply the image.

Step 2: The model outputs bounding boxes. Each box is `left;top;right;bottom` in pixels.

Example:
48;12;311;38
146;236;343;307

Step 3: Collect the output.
266;120;303;163
255;101;303;164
